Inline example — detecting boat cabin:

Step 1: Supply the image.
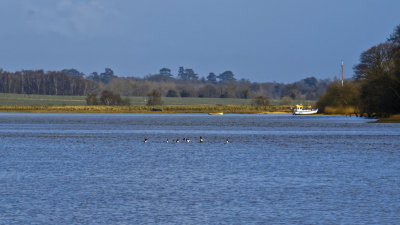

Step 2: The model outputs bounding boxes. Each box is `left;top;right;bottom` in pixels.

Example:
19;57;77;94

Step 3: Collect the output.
295;104;304;110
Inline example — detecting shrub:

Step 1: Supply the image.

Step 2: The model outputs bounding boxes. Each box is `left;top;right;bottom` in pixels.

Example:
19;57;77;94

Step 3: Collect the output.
147;89;162;105
253;96;269;106
166;89;179;97
99;90;130;106
86;93;98;105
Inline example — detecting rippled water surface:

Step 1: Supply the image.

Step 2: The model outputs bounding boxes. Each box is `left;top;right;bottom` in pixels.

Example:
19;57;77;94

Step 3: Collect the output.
1;113;400;224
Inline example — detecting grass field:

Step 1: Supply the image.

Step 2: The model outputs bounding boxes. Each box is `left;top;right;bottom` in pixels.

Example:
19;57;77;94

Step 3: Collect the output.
0;93;86;106
0;93;315;106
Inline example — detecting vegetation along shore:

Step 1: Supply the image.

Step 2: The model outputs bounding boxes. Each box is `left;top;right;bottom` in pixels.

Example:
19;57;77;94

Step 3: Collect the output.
375;114;400;123
0;105;293;114
1;25;399;122
316;25;400;120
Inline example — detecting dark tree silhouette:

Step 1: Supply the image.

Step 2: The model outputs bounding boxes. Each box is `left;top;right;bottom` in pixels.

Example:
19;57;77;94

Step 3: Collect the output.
166;89;179;97
353;42;399;115
62;68;85;78
206;72;217;84
99;68;117;84
159;68;172;77
218;71;236;83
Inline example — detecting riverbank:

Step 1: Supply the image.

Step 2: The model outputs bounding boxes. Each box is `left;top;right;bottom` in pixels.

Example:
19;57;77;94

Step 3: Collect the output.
0;93;317;106
375;114;400;123
0;105;293;114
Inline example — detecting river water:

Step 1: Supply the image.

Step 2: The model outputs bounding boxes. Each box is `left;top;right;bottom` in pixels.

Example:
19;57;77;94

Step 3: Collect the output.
0;113;399;224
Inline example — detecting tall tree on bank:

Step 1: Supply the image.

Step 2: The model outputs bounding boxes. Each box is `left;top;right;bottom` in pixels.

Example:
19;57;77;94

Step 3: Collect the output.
353;42;399;115
388;25;400;100
315;24;400;116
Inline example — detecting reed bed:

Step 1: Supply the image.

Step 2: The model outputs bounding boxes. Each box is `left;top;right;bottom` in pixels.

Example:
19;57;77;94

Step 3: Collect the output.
324;106;358;115
375;114;400;123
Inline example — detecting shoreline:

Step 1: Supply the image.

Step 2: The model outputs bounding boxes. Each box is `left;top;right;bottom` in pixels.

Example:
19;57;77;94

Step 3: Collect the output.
1;105;398;122
0;105;293;114
374;114;400;123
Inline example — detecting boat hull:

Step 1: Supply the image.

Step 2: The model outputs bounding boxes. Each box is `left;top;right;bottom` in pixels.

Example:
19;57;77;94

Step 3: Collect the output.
293;109;318;115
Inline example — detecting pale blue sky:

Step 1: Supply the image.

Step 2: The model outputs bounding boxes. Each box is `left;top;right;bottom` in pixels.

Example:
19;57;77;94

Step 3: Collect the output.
0;0;399;82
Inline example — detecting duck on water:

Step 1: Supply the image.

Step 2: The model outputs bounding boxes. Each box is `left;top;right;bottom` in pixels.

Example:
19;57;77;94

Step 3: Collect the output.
144;137;233;144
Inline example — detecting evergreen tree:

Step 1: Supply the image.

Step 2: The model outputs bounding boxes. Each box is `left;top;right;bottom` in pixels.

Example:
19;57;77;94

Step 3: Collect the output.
218;71;236;83
184;69;198;80
178;67;185;80
100;68;116;84
206;72;217;83
62;68;85;78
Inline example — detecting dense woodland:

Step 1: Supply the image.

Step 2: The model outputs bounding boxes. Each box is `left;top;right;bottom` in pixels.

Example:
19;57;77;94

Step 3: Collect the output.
317;24;400;117
0;67;330;102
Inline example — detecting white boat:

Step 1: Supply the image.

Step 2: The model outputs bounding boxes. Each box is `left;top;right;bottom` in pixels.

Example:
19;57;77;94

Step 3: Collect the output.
293;104;318;115
208;112;223;115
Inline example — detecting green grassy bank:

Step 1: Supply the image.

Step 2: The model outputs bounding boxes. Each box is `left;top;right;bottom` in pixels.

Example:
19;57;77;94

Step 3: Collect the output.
0;93;253;106
0;93;315;106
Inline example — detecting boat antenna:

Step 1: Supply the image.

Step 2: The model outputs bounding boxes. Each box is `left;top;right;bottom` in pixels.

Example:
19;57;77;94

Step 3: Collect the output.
341;60;344;87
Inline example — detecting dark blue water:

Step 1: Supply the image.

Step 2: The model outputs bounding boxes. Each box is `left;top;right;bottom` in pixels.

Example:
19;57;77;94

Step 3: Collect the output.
1;113;400;224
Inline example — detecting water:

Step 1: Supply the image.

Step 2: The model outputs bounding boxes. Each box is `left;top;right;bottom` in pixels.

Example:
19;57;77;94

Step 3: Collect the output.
0;113;400;224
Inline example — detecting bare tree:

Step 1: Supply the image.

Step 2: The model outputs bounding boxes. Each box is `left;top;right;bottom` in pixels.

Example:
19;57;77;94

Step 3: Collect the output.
147;89;162;105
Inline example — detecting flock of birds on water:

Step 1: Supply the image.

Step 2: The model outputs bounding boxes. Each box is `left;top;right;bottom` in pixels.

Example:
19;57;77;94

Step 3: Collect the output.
143;136;231;144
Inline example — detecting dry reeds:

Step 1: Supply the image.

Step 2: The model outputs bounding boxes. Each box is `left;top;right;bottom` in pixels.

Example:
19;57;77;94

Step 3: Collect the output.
324;106;358;115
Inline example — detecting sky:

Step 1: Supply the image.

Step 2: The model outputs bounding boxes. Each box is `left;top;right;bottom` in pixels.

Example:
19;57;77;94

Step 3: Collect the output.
0;0;399;83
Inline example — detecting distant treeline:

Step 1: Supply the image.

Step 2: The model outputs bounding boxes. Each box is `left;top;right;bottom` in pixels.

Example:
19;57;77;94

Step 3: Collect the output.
0;67;330;101
0;70;97;96
317;24;400;117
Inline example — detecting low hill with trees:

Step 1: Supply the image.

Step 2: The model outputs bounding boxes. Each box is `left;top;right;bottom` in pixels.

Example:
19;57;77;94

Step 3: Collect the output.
0;67;330;105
